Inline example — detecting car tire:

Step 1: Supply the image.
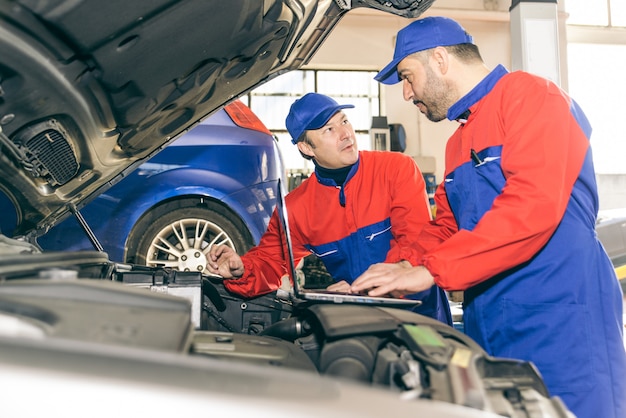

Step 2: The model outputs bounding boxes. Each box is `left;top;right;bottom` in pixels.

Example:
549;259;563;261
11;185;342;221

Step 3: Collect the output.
126;199;254;273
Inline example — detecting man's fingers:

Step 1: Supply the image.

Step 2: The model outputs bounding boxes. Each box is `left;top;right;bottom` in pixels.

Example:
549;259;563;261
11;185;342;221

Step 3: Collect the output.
363;282;393;297
351;274;392;294
211;245;230;258
216;262;235;279
327;280;350;292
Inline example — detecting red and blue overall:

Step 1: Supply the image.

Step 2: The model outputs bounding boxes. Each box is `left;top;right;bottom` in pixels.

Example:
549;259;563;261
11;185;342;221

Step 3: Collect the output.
224;150;452;324
417;64;625;418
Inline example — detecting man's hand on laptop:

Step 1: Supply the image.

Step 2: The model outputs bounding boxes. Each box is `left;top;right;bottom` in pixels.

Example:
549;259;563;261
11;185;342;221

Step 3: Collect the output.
350;262;435;298
206;245;244;279
326;280;351;293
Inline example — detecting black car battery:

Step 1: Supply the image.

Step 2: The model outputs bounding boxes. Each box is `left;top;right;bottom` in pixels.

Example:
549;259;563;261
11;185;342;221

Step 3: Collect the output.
201;275;293;334
115;265;292;333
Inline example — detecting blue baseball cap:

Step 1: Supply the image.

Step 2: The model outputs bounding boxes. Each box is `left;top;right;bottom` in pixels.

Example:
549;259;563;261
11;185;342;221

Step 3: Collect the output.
375;16;474;85
285;93;354;144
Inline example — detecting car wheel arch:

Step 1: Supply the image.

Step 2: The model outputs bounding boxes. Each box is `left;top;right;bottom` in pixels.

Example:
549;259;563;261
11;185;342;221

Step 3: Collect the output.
124;196;255;271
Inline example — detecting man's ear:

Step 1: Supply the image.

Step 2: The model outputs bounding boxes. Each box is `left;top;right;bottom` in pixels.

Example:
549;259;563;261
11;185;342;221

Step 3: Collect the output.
297;140;315;158
432;46;449;75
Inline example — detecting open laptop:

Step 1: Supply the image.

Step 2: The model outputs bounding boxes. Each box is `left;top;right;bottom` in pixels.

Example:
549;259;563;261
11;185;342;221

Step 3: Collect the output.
275;179;420;308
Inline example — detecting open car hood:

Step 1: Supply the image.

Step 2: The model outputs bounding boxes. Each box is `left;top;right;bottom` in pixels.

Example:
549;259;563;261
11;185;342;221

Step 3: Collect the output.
0;0;435;241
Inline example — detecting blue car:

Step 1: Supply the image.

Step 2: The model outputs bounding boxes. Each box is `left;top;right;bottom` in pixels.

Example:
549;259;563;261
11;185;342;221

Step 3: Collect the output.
26;100;284;272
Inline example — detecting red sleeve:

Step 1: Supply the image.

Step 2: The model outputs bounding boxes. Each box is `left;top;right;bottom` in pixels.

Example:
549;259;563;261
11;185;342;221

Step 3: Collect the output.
222;202;311;298
412;181;458;256
222;210;286;298
384;153;433;266
424;77;589;290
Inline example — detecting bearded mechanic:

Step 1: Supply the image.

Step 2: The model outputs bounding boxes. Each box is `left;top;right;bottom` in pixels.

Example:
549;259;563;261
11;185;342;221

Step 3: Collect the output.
207;92;451;324
350;16;625;418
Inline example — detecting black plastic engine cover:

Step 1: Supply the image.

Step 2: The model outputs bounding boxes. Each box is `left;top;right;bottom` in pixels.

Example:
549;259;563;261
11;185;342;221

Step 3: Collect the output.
260;303;572;418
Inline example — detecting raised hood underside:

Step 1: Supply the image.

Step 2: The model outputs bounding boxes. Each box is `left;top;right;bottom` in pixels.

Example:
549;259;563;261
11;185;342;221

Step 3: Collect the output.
0;0;434;240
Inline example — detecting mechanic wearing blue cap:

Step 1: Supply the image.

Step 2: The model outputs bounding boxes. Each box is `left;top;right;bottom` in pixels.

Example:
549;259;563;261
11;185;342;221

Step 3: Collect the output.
351;16;626;418
208;92;452;325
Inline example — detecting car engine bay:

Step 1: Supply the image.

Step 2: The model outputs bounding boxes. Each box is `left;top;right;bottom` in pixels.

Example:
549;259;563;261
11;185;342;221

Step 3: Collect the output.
0;250;573;418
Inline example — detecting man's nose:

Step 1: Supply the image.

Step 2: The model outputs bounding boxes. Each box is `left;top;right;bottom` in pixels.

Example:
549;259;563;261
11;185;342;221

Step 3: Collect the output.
339;124;352;140
402;79;413;101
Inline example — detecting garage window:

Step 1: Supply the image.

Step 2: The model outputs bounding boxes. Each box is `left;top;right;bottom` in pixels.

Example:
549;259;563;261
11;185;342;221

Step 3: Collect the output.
565;0;626;27
566;0;626;210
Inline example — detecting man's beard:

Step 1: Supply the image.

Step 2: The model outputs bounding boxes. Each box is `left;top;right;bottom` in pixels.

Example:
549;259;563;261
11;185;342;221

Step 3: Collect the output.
417;65;456;122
